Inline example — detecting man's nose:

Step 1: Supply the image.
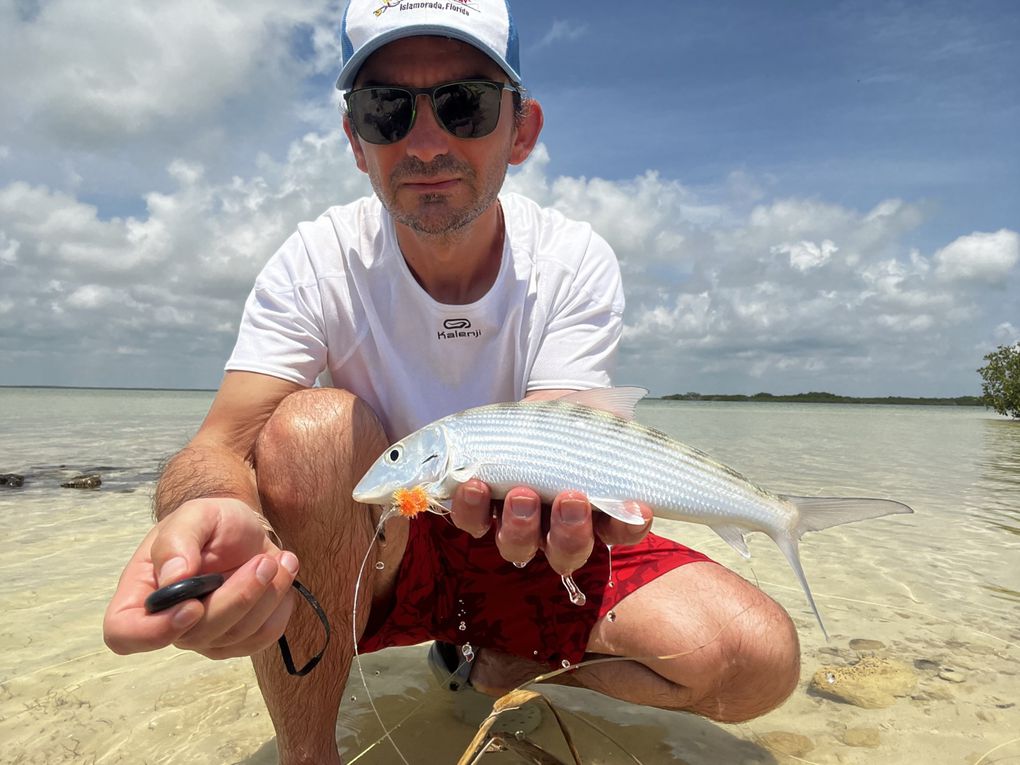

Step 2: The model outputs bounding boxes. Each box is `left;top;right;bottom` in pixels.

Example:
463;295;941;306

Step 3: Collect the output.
403;95;451;163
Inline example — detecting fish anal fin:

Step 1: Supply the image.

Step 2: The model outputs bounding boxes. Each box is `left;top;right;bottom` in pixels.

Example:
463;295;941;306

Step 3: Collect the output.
711;524;751;559
589;497;647;526
558;387;648;421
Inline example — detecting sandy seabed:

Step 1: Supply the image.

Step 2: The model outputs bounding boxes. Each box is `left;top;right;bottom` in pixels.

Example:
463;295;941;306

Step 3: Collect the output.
2;486;1017;765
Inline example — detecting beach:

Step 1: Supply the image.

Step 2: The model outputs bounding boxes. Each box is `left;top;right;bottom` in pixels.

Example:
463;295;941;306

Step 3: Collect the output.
1;388;1017;764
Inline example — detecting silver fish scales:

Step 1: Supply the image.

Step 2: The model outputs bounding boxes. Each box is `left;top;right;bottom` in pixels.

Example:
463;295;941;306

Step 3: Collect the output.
353;387;914;637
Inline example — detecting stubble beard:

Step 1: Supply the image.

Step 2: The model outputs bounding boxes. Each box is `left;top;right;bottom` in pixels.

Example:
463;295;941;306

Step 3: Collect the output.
371;152;509;240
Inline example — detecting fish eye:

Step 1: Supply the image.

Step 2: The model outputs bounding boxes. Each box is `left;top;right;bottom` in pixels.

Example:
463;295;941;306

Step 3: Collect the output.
386;446;403;463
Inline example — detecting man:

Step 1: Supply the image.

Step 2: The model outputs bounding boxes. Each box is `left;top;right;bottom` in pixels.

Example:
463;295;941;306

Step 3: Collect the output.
103;2;800;763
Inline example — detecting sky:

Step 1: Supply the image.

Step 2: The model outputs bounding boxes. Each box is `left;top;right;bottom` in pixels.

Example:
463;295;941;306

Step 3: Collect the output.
0;0;1017;396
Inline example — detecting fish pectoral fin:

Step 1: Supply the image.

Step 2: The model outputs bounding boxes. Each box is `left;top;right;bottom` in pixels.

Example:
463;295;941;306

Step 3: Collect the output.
588;497;647;526
558;387;648;421
449;463;481;482
710;524;751;559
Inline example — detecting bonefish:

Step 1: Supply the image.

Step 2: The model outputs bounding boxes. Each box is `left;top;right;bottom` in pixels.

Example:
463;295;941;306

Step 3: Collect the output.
352;387;914;637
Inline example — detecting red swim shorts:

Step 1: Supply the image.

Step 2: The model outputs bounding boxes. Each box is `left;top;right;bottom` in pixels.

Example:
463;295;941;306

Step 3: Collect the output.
357;512;713;666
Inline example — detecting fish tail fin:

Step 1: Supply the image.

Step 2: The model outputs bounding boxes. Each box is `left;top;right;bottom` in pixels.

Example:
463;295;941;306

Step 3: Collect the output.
770;532;830;641
782;496;914;538
772;496;912;640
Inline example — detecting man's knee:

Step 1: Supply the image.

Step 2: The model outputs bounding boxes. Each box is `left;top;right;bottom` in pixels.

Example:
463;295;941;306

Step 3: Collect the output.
701;597;801;722
254;388;387;513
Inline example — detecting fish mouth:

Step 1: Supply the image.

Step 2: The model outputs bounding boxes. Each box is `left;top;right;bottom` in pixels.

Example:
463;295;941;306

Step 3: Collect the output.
351;480;392;506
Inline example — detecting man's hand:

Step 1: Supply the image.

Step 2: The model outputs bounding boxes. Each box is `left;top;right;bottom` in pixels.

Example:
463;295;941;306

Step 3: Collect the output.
450;480;653;575
103;498;299;660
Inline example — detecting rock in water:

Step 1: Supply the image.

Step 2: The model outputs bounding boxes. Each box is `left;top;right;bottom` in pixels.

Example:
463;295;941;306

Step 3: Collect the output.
61;474;102;489
0;473;25;487
841;727;881;748
757;731;815;757
810;656;918;709
849;638;885;652
937;667;967;683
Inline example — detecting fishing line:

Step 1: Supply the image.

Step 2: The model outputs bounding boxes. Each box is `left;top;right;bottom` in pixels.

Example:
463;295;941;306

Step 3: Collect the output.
349;506;413;765
348;499;489;765
546;707;647;765
973;735;1020;765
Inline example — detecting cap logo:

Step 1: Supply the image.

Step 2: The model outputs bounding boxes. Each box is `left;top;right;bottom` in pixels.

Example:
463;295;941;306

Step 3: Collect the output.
374;0;478;17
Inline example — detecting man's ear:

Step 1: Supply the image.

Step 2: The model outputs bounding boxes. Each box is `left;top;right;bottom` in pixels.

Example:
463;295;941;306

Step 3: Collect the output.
509;99;544;166
342;114;369;174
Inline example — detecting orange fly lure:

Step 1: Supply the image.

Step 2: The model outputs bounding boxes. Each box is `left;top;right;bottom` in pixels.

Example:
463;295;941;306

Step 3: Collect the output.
392;486;430;517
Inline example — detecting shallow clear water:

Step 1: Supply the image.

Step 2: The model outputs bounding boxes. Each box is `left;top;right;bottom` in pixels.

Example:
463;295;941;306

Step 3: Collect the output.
1;389;1017;764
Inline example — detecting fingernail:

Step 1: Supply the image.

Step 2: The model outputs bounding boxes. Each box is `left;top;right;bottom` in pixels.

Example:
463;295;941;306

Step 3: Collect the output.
255;557;276;585
280;551;299;576
559;498;588;525
158;557;187;586
464;485;486;508
510;496;537;520
171;604;199;630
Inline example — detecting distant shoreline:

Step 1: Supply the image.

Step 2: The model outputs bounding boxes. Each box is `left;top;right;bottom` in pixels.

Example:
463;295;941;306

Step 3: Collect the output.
2;385;985;407
0;385;217;393
658;392;984;407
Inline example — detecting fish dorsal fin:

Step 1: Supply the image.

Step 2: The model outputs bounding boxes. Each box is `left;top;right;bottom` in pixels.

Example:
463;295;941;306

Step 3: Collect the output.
558;386;648;421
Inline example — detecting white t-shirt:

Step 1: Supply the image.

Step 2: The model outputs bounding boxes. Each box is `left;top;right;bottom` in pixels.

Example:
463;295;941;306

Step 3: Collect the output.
226;192;625;440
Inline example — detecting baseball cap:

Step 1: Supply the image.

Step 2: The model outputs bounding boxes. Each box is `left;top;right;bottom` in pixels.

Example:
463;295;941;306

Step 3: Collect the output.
336;0;522;91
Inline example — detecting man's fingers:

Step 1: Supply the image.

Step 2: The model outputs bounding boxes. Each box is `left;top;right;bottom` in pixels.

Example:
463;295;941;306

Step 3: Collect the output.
544;491;594;575
199;597;297;660
206;555;298;650
450;480;493;538
495;487;542;565
103;599;203;655
594;501;653;546
174;552;297;651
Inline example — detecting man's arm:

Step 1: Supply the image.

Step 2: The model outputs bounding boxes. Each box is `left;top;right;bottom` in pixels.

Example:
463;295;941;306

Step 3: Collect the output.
448;388;653;575
154;371;302;518
104;371;305;658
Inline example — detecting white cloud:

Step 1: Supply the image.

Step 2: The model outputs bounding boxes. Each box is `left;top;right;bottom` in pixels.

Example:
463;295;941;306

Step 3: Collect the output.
533;19;589;50
1;125;1015;395
0;1;333;146
772;239;838;272
0;128;370;386
0;231;18;264
933;229;1020;284
993;322;1018;343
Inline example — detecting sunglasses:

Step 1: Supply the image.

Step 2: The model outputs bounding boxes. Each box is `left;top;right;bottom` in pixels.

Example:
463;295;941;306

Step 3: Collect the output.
344;79;518;145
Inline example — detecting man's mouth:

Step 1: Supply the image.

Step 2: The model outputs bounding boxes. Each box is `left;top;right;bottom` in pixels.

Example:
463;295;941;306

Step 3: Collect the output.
401;178;460;192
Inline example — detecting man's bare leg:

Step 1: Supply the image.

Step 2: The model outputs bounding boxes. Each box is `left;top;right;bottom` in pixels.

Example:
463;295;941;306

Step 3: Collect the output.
470;562;801;723
250;389;408;765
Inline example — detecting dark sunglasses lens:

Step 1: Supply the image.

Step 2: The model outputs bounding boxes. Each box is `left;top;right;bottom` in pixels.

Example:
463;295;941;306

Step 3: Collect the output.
349;88;414;144
434;82;503;139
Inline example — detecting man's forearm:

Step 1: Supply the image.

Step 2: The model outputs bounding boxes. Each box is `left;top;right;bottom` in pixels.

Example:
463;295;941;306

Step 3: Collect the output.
153;443;260;521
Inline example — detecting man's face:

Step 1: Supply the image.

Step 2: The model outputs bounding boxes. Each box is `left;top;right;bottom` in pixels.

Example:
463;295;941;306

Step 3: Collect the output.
345;36;524;237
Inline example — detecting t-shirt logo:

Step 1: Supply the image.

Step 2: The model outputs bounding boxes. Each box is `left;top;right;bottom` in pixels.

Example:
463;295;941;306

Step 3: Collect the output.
438;318;482;340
